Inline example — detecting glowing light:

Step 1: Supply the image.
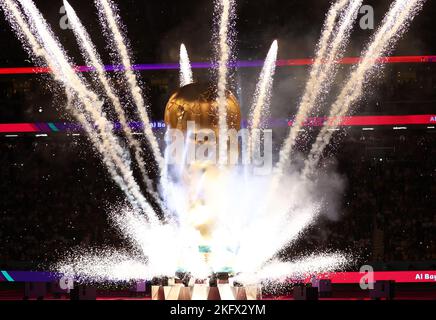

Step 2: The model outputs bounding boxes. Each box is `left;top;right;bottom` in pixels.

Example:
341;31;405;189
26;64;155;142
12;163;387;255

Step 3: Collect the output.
0;271;14;282
0;55;434;75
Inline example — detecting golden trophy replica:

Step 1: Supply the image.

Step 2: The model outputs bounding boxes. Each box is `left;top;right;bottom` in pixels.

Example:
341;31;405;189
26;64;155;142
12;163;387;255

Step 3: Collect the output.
165;82;241;267
164;82;241;134
151;83;261;300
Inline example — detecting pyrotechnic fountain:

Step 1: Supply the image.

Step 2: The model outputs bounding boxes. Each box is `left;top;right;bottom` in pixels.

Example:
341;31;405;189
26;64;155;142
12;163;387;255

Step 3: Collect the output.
0;0;426;300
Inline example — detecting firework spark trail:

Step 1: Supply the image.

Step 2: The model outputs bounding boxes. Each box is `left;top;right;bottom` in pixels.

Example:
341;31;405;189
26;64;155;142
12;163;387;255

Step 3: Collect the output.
248;40;278;159
233;201;320;275
274;0;354;182
303;0;426;177
59;207;212;280
214;0;235;166
179;44;193;87
63;0;159;199
236;253;349;284
249;40;278;131
57;249;151;282
0;0;144;212
0;0;45;61
111;208;212;278
13;0;159;222
110;210;180;276
95;0;164;172
66;94;145;212
260;0;354;216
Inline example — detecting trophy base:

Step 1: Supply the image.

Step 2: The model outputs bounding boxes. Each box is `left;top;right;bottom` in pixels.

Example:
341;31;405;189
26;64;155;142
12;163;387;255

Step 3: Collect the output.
151;283;262;301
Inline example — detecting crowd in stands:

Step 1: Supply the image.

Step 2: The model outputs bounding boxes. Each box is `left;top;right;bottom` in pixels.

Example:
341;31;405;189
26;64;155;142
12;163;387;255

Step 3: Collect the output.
292;131;435;269
0;129;434;270
0;138;125;269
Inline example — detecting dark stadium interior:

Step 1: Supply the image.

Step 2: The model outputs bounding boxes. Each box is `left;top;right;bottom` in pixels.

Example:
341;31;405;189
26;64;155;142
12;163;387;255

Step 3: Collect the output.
0;0;435;303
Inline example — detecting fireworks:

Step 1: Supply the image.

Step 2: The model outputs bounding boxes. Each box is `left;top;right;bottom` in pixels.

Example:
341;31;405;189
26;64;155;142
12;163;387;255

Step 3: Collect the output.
0;0;426;291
